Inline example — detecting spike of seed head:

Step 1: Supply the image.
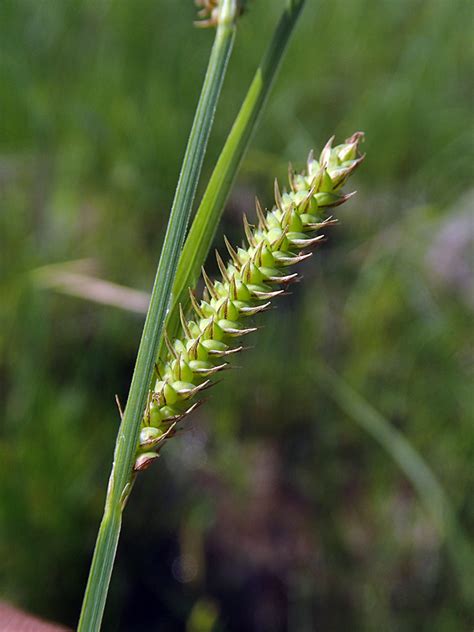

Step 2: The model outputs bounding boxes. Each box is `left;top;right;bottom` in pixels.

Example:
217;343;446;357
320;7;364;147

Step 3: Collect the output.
133;132;365;471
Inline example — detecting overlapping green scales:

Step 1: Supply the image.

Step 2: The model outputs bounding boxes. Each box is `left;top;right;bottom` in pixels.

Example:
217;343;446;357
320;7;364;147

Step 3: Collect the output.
134;132;365;471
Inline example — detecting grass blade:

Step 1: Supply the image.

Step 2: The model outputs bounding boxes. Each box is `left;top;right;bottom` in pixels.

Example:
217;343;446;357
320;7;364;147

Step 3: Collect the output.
161;0;306;349
78;4;239;629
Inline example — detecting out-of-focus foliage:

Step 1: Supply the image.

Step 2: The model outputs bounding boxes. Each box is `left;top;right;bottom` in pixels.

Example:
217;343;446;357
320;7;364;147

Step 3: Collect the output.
0;1;472;630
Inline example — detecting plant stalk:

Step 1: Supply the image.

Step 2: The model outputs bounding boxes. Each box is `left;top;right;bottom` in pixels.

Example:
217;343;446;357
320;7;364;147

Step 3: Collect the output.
77;3;238;629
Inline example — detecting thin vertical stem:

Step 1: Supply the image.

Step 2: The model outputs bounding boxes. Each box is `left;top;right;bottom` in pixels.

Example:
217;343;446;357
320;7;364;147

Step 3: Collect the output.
78;3;238;629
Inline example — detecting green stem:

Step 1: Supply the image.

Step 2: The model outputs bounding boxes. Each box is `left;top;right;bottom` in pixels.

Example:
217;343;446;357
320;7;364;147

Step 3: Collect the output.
78;4;238;629
162;0;306;348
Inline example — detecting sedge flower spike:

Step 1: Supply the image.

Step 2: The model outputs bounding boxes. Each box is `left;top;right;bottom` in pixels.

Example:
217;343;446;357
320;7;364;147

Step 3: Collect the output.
134;132;365;471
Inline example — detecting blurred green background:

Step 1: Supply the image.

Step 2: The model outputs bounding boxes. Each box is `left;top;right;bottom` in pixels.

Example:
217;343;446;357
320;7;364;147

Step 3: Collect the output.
1;0;473;630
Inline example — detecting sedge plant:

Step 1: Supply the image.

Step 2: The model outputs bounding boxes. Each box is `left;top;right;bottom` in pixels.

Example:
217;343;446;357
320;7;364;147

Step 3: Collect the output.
77;1;365;629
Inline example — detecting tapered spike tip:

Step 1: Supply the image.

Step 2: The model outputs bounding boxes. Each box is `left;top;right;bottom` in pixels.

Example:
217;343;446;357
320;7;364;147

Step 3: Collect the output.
215;249;230;283
255;197;268;230
224;235;240;267
274;178;284;211
243;214;256;247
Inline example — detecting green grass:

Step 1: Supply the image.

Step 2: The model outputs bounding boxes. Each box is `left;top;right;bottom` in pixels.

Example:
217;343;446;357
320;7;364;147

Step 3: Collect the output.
0;1;472;630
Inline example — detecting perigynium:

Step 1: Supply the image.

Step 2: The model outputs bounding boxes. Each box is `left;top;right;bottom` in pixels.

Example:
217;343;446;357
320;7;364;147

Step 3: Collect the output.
134;131;365;471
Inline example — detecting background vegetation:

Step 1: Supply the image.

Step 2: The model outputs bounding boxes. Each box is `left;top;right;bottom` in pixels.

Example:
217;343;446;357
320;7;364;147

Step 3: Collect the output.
1;0;472;630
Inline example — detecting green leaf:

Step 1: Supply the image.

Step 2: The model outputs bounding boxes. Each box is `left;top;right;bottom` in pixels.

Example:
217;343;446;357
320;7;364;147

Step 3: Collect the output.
161;0;307;352
78;4;239;629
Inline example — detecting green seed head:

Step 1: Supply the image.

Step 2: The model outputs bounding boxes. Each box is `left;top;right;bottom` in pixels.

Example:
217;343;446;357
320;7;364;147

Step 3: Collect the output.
137;133;365;470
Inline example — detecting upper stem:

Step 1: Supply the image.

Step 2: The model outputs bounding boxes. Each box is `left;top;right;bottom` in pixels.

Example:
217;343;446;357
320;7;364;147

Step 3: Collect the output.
77;4;237;629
